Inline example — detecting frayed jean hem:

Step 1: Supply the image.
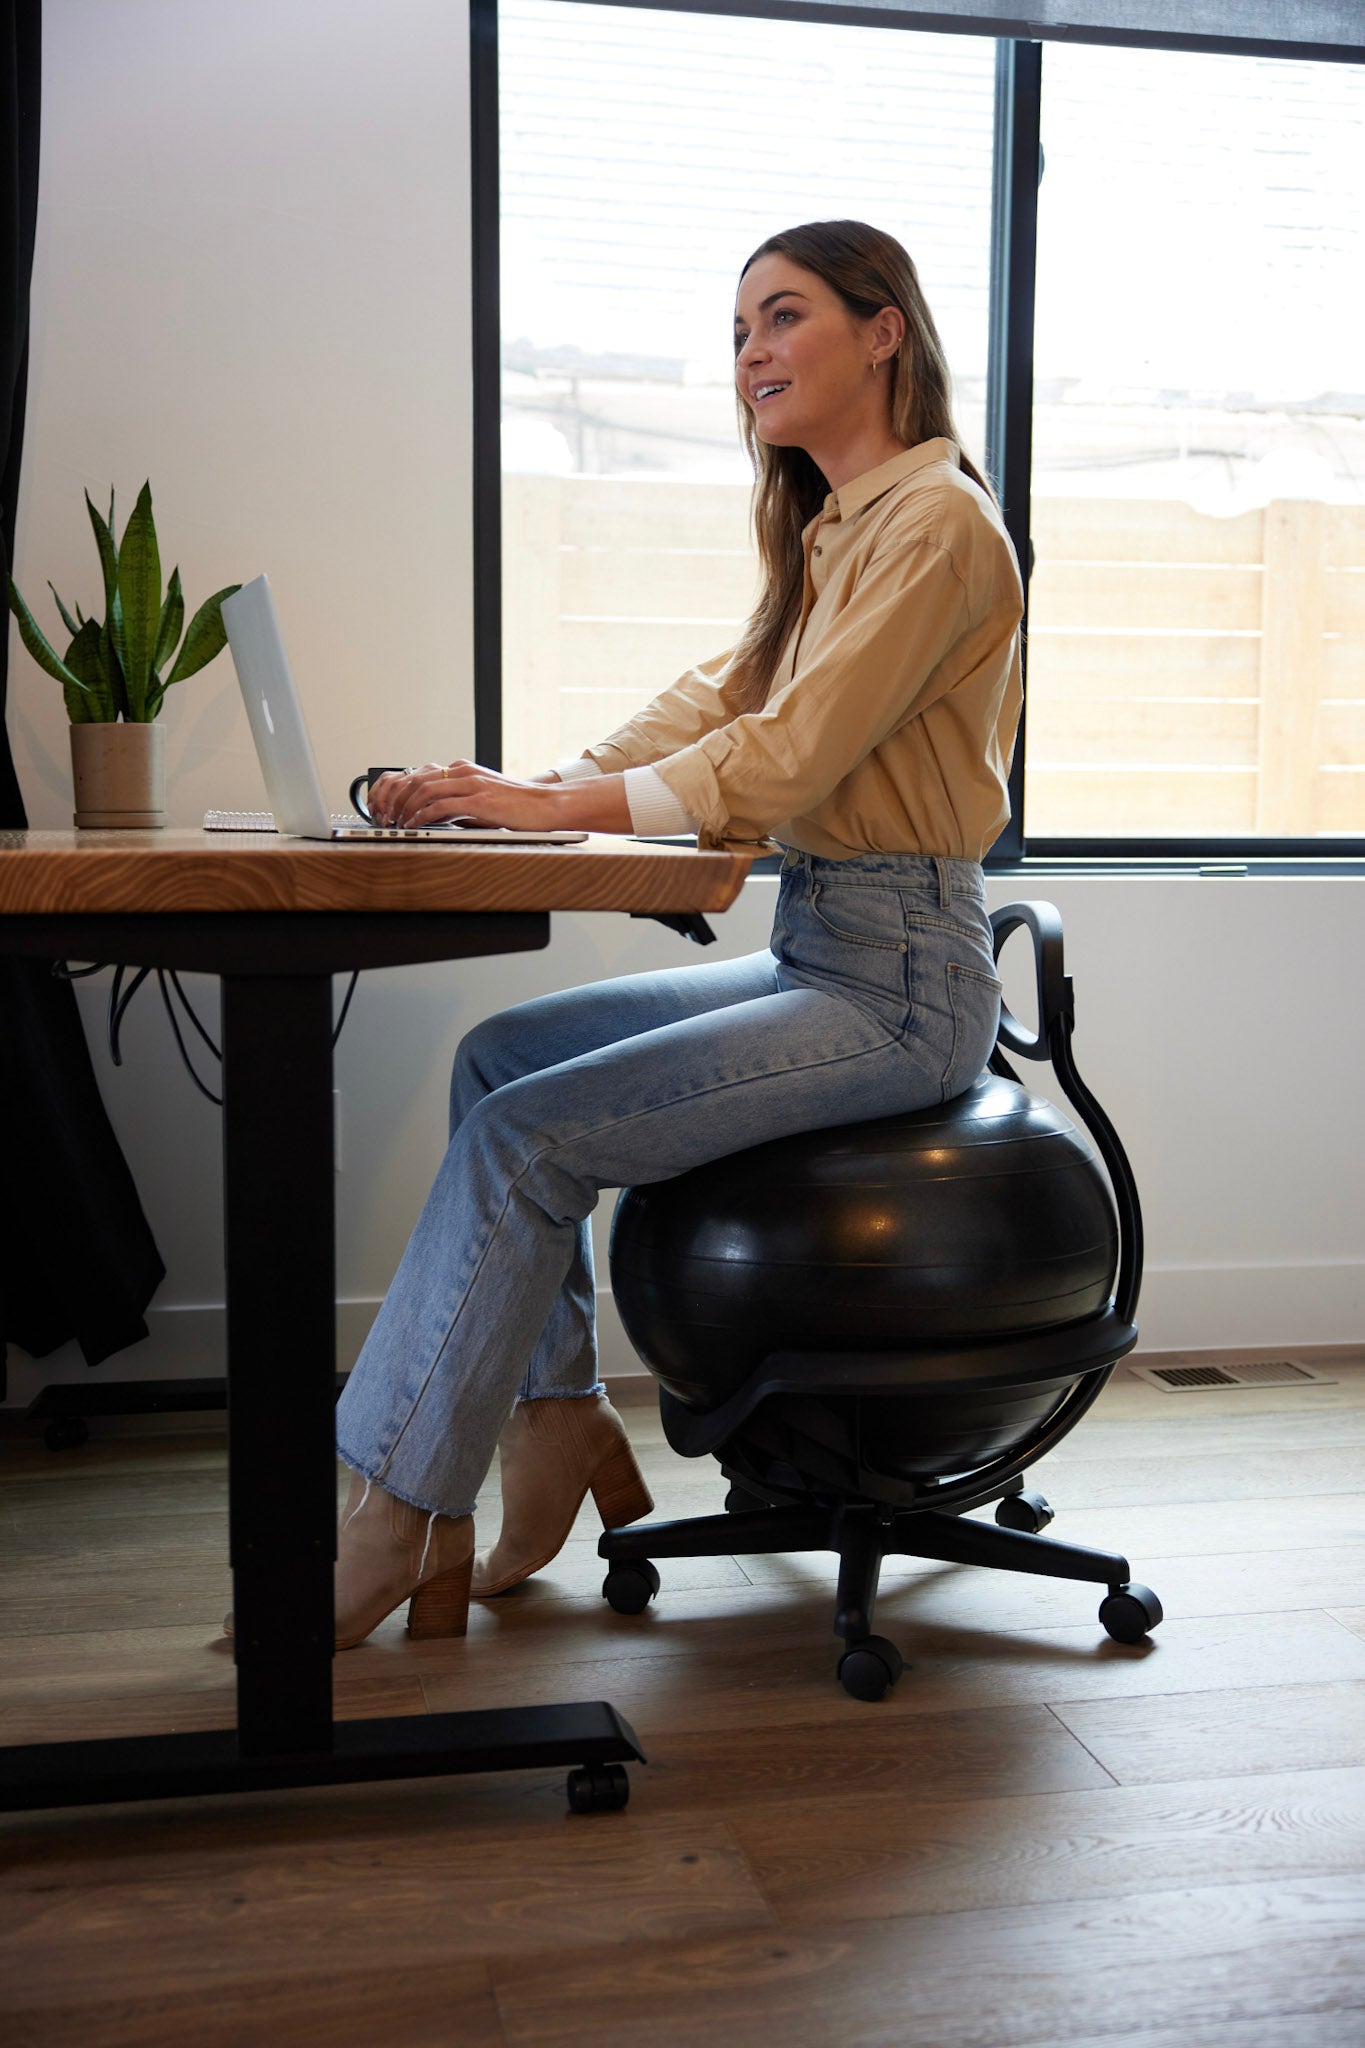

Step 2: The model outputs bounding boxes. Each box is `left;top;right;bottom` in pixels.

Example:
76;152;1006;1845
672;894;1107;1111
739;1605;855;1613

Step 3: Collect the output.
525;1382;607;1402
336;1449;477;1523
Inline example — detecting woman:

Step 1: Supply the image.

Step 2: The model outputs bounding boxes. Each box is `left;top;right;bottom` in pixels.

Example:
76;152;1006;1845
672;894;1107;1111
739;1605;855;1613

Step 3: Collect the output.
230;218;1023;1651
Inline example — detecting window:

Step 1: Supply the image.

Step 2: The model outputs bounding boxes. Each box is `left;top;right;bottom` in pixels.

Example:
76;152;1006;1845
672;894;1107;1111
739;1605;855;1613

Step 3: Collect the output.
476;0;1365;857
495;1;995;780
1026;42;1365;843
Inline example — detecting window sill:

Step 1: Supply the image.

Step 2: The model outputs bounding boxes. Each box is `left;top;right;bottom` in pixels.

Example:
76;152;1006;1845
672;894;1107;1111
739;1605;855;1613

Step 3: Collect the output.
629;838;1365;878
987;856;1365;878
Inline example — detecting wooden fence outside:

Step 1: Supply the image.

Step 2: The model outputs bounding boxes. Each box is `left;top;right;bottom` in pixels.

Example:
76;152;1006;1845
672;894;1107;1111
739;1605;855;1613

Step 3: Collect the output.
501;474;1365;837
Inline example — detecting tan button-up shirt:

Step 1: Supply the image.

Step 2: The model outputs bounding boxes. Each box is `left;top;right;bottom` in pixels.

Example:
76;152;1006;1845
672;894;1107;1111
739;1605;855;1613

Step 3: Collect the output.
582;437;1024;860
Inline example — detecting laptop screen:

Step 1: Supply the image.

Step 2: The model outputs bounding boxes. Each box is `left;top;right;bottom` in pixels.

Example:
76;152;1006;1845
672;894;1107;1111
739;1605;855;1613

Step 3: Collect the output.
222;575;334;838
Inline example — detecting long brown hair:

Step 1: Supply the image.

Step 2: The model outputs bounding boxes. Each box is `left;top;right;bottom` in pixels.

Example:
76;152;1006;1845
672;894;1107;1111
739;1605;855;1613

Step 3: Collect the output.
728;220;992;714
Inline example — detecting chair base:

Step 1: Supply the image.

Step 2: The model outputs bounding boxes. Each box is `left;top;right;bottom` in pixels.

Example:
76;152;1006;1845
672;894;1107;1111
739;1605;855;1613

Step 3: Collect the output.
598;1485;1163;1698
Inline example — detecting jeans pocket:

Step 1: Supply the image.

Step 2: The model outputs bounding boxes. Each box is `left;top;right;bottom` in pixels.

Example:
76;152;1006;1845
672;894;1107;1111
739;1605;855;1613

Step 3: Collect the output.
943;960;1004;1101
809;879;908;952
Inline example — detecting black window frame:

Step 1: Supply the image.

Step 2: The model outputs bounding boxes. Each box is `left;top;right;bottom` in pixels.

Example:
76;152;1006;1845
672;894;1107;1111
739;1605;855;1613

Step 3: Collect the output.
471;0;1365;873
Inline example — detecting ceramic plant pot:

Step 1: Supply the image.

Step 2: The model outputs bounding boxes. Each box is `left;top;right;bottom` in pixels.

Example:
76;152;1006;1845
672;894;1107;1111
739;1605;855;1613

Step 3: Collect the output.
70;720;165;828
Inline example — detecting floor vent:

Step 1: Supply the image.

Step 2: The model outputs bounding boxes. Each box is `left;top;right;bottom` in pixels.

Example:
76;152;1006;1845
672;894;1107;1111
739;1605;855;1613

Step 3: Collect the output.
1129;1359;1336;1392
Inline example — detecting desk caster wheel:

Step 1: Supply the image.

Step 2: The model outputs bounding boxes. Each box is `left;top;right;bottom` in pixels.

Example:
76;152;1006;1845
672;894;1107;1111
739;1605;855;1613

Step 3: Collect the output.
603;1560;660;1615
44;1417;89;1453
567;1762;630;1813
1099;1583;1163;1644
995;1489;1054;1534
837;1634;904;1701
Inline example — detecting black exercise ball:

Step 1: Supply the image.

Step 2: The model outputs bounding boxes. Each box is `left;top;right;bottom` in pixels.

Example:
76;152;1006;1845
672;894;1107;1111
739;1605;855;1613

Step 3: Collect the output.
608;1072;1119;1483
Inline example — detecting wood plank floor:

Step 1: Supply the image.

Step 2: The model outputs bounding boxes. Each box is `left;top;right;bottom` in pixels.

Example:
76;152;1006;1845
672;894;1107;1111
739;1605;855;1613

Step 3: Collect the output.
2;1361;1364;2047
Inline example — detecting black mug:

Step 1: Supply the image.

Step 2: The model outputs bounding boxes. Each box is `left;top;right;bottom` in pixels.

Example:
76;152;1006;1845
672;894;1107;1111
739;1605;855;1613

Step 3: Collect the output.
348;766;410;823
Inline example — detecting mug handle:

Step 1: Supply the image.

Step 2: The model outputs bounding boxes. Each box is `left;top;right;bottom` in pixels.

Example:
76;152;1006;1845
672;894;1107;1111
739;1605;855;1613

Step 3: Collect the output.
349;767;409;823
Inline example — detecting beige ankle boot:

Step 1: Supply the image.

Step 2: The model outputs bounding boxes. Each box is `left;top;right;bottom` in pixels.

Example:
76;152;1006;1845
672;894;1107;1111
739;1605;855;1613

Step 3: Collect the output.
223;1467;475;1651
472;1393;653;1598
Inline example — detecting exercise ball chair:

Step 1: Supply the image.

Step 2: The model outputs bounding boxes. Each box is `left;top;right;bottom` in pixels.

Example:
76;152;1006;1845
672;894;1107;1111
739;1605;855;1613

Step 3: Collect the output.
600;900;1162;1700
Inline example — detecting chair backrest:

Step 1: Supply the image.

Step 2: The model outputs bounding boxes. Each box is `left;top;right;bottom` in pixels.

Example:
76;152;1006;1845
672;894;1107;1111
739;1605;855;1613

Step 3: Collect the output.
989;900;1144;1326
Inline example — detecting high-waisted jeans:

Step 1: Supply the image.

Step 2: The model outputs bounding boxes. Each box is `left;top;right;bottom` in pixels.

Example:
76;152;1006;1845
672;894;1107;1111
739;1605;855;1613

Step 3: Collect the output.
335;849;1003;1517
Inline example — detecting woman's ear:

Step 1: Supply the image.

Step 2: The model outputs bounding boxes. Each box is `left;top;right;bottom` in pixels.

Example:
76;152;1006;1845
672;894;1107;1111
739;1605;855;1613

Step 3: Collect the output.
876;306;907;359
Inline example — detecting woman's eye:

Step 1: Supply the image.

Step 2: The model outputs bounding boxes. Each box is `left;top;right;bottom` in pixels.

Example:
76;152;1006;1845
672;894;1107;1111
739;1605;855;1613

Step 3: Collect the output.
735;307;796;353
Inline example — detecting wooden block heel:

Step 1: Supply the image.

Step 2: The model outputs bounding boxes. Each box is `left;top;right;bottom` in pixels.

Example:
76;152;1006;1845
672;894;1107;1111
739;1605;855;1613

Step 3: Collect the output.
472;1394;652;1597
406;1550;473;1638
589;1440;654;1531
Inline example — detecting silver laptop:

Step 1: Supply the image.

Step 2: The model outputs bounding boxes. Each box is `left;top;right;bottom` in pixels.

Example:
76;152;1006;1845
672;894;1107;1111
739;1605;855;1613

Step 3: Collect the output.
220;574;588;843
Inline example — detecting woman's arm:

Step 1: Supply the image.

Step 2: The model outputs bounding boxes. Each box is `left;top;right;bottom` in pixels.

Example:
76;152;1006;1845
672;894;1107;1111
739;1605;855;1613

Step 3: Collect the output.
650;513;1015;846
577;646;744;773
369;761;632;832
366;646;738;831
545;772;635;832
536;759;699;835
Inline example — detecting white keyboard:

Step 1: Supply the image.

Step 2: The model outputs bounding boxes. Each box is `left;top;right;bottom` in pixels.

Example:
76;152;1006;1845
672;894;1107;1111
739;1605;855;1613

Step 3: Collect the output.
203;809;366;832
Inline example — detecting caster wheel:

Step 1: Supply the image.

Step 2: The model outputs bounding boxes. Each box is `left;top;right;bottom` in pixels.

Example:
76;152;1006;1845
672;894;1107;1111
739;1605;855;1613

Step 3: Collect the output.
566;1762;630;1813
1099;1583;1163;1644
44;1417;89;1453
602;1560;660;1615
837;1634;905;1702
725;1484;764;1514
995;1488;1054;1534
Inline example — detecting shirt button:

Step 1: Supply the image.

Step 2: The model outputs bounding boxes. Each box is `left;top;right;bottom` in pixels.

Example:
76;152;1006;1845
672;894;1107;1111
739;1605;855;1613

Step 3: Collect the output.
812;544;822;556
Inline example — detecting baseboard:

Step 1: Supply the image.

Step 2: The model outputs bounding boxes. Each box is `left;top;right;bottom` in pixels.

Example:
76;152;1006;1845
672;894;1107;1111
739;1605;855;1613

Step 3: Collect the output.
1;1300;384;1413
1134;1261;1364;1351
0;1294;648;1413
5;1268;1360;1418
1123;1339;1364;1373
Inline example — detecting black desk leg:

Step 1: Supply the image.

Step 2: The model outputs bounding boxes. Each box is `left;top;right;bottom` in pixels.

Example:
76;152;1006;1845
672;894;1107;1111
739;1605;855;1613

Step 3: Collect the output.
222;972;337;1757
0;933;647;1814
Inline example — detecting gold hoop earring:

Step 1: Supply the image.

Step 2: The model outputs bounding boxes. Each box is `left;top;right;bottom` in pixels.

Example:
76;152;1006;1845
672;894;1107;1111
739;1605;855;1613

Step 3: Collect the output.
870;357;879;375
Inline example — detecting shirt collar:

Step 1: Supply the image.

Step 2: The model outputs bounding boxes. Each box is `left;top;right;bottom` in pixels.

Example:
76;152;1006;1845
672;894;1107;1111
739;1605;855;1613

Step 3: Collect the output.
823;437;959;523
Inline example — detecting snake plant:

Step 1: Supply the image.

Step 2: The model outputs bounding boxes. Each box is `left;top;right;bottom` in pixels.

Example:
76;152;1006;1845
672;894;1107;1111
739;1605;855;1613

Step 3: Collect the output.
6;481;241;722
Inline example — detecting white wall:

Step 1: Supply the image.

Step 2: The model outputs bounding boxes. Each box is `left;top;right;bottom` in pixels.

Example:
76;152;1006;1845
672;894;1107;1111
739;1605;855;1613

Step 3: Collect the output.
12;0;474;826
5;0;1362;1406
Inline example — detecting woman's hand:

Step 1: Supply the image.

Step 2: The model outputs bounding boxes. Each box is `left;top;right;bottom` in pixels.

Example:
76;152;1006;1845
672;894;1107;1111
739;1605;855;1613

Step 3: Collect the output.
367;761;630;832
367;761;559;829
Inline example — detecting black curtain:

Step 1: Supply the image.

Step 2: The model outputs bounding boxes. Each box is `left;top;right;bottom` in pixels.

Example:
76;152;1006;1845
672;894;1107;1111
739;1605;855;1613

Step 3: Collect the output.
1;0;165;1397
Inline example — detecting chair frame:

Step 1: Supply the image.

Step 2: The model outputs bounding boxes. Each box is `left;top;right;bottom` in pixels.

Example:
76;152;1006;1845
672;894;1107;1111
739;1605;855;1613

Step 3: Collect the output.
599;901;1162;1696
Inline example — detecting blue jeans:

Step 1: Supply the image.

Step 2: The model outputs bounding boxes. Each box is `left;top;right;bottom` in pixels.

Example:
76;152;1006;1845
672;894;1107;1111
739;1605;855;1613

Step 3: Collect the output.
335;849;1003;1516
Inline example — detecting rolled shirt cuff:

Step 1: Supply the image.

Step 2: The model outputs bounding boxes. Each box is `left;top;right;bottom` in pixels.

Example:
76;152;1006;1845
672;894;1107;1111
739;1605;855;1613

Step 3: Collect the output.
554;754;605;782
622;764;700;835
